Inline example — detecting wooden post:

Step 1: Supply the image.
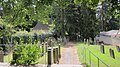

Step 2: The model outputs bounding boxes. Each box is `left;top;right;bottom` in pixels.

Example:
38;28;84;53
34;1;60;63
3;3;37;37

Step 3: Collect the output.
45;42;48;52
53;47;56;63
58;44;61;58
48;47;52;66
41;43;44;56
0;51;3;62
56;47;59;64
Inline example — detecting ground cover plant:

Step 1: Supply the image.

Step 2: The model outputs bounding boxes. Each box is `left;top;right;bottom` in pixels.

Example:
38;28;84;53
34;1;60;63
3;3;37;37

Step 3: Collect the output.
11;44;41;65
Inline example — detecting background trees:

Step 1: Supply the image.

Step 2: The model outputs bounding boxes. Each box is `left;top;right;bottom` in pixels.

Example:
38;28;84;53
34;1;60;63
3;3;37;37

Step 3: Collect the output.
52;0;99;41
0;0;120;42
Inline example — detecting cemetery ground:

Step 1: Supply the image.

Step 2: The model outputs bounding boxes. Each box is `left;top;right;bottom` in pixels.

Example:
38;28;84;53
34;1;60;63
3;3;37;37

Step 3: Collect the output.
77;42;120;67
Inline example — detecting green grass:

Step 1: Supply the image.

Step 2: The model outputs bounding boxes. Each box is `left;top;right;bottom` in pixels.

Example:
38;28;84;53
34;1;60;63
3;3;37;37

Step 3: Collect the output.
38;53;48;64
76;43;120;67
4;53;13;63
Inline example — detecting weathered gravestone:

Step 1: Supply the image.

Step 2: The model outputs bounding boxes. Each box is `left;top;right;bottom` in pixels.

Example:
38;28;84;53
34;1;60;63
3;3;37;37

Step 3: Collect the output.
40;34;45;43
32;33;38;44
23;35;29;44
3;36;7;44
8;36;12;44
109;48;115;59
100;45;105;54
16;36;20;44
116;46;120;52
12;36;20;44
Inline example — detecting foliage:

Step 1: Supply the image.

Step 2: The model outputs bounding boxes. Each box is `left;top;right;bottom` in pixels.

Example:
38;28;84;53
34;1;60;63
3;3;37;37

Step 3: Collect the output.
0;0;54;38
0;18;13;37
51;0;120;41
0;0;54;43
96;0;120;31
0;0;53;24
0;0;120;42
11;44;41;65
51;1;99;41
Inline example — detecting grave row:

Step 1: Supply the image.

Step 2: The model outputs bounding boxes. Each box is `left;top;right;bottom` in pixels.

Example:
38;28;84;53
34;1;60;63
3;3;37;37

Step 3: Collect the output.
0;33;50;44
100;45;120;59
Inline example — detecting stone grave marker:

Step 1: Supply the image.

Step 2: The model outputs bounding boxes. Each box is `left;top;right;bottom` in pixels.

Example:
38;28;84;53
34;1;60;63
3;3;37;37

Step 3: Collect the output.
100;45;105;54
116;46;120;52
109;48;115;59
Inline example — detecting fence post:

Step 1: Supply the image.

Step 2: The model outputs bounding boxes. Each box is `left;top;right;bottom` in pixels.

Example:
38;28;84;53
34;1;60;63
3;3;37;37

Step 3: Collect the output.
53;47;56;63
89;51;91;67
42;43;44;56
47;47;52;66
45;42;48;52
85;47;86;63
0;51;3;62
58;44;61;58
98;58;99;67
56;47;59;64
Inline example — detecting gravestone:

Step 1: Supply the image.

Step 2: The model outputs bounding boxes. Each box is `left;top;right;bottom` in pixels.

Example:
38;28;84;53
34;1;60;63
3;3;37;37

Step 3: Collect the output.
13;36;20;44
40;34;45;43
32;33;38;44
16;36;20;44
100;45;105;54
3;36;7;44
109;48;115;59
23;35;29;44
116;46;120;52
23;35;27;44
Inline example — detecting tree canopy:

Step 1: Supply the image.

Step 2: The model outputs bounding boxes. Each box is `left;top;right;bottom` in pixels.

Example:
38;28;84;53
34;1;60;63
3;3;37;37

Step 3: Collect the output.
0;0;120;41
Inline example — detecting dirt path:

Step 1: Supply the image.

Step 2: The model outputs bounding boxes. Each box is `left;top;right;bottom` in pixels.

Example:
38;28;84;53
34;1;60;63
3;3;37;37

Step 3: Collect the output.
59;42;80;64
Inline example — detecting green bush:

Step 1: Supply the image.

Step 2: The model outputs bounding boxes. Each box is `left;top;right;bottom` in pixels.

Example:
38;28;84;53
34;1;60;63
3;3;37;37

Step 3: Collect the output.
11;44;41;65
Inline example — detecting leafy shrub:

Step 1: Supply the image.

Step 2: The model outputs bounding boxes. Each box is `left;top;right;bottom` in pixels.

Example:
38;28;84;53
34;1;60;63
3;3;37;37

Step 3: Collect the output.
11;44;41;65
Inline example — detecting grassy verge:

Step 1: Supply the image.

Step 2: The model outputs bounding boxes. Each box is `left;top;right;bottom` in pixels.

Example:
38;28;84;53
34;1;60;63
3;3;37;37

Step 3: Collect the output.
38;53;48;64
4;52;13;63
76;43;120;67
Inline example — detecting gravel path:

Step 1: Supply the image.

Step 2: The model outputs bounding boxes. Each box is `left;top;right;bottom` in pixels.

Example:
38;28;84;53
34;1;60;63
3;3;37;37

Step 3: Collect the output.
59;42;80;64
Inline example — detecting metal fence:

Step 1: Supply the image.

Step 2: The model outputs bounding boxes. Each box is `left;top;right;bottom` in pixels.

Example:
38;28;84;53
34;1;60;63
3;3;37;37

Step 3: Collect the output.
82;46;109;67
